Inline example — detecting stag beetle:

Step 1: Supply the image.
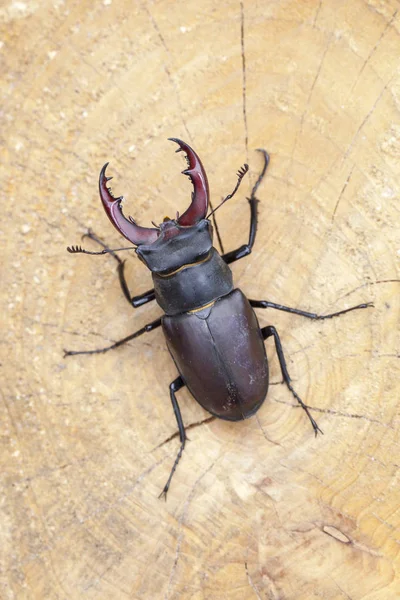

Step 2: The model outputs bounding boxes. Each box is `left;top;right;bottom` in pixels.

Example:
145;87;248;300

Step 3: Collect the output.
65;139;372;497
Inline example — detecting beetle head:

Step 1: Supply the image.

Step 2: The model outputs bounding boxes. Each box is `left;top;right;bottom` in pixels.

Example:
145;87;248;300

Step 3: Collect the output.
136;217;213;274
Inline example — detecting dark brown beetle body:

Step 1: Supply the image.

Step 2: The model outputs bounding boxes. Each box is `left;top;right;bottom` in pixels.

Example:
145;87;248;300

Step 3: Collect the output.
131;165;269;421
66;138;373;497
163;288;268;421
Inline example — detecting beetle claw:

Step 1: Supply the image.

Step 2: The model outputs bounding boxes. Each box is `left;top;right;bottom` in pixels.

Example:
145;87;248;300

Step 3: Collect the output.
158;489;168;501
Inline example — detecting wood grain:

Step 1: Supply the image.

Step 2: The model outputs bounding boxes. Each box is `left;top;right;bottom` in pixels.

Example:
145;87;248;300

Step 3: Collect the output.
1;1;399;598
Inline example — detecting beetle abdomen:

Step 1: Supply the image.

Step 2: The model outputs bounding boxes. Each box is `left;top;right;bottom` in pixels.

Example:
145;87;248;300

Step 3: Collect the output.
162;289;269;421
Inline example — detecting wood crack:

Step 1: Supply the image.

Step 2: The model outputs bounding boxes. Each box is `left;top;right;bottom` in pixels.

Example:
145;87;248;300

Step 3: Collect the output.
240;1;249;160
272;397;393;428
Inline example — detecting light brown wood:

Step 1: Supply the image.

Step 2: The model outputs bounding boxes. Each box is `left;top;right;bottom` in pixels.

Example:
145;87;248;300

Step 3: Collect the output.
1;1;399;598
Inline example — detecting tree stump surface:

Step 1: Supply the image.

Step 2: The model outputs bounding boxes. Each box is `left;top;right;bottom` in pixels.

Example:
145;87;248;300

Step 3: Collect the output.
1;1;399;598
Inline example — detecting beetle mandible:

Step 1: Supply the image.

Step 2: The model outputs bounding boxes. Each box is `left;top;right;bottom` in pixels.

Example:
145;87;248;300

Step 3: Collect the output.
65;138;372;497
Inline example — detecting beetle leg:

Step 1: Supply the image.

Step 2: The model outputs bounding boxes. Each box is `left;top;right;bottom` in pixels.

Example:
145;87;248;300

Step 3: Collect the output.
250;299;373;319
159;376;187;500
82;230;156;308
63;318;162;358
129;287;156;308
261;325;323;436
222;150;270;265
221;194;258;264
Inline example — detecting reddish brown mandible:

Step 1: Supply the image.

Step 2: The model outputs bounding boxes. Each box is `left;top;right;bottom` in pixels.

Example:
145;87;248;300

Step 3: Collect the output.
98;138;210;246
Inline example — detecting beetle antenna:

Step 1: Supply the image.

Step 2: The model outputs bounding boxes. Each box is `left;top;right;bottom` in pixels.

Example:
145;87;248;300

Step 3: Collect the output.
207;163;249;219
66;245;137;256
